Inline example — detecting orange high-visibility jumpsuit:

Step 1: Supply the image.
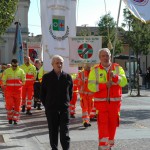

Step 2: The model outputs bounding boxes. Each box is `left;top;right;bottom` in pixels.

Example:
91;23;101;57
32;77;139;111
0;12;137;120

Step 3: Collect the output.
70;74;78;116
20;63;36;111
2;67;25;122
88;63;127;150
77;70;94;125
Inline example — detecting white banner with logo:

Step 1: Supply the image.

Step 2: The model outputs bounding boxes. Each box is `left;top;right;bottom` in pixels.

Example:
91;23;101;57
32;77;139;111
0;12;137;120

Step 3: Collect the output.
40;0;78;73
123;0;150;23
69;36;102;65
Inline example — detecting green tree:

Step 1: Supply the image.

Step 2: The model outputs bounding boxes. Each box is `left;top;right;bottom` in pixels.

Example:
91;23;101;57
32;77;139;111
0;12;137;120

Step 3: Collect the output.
122;8;150;96
0;0;19;35
98;13;124;55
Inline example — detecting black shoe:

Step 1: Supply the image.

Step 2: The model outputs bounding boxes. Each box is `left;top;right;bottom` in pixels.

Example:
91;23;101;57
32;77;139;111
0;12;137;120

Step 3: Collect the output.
88;123;91;127
70;114;75;118
14;120;17;125
8;120;12;124
83;122;89;128
26;110;32;115
83;122;91;127
37;104;42;110
22;105;25;112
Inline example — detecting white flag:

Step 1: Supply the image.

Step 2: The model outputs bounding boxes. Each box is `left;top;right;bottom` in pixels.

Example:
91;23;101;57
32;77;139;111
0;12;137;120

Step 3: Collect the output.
123;0;150;23
40;0;78;73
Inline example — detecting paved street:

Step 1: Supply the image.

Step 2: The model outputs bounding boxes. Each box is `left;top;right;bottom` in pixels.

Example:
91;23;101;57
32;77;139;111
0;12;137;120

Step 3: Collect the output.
1;89;150;150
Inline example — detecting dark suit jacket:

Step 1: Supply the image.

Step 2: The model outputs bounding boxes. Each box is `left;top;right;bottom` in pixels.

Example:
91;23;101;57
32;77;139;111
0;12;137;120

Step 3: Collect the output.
40;70;73;111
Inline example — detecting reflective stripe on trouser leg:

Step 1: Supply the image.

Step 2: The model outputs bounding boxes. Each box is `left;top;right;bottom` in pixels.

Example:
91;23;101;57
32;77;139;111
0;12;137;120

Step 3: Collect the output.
26;99;33;110
82;111;90;123
7;110;14;120
98;137;110;150
97;102;109;149
22;85;27;105
108;101;121;147
90;107;96;118
13;111;20;121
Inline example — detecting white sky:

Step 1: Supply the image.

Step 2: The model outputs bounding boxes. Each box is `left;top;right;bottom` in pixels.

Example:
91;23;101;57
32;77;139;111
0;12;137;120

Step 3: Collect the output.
28;0;126;36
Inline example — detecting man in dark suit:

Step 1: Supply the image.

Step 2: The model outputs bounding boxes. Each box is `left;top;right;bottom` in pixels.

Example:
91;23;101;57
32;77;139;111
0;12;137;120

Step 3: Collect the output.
40;55;73;150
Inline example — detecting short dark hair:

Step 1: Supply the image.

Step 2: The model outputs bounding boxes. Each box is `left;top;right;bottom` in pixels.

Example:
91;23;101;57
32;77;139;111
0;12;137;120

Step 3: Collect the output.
11;59;18;64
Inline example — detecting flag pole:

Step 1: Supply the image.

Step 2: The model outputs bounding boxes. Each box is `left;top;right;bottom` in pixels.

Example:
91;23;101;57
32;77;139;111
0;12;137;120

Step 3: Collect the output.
12;22;19;55
107;0;122;102
112;0;122;63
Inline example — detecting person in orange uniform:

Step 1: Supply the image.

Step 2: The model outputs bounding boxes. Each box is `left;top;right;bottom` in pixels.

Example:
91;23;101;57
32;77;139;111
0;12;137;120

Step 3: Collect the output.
88;48;127;150
70;73;78;118
20;56;36;115
77;64;94;127
2;59;25;124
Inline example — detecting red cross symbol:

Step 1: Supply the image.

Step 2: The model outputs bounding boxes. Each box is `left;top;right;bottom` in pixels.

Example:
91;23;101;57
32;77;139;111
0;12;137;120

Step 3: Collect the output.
59;22;64;28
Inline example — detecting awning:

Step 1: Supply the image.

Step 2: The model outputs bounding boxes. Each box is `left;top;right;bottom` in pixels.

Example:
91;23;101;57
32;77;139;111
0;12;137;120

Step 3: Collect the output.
114;55;136;60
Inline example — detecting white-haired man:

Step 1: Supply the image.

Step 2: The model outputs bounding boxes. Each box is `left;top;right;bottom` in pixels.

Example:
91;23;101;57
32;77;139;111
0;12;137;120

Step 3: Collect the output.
88;48;127;150
40;55;73;150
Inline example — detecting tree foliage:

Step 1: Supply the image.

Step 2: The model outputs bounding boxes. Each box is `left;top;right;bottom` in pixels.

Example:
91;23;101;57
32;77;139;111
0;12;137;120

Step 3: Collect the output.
0;0;19;35
98;13;124;55
122;8;150;56
122;8;150;96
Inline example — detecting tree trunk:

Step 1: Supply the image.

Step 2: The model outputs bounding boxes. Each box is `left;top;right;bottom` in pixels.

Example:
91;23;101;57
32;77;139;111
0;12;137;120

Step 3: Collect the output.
136;53;140;96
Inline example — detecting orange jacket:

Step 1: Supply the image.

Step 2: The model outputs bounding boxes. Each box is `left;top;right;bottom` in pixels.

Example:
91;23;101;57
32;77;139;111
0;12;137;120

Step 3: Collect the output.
71;74;78;92
88;63;127;102
2;67;26;91
77;70;93;96
20;63;36;85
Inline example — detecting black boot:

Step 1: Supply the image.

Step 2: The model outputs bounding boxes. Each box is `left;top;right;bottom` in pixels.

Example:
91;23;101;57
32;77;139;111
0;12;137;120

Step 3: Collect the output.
14;120;17;125
22;105;25;112
37;104;42;110
8;120;12;124
26;109;32;115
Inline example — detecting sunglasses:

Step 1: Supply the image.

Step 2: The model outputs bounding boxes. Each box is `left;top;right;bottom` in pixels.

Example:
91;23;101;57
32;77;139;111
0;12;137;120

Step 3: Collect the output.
12;65;17;67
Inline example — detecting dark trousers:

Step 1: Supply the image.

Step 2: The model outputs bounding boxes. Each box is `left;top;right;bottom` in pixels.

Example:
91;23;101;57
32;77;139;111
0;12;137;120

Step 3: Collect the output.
34;82;41;99
46;109;70;150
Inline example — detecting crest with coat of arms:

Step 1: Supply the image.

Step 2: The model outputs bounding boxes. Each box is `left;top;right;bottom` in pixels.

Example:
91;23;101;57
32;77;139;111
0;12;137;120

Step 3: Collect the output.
49;15;69;41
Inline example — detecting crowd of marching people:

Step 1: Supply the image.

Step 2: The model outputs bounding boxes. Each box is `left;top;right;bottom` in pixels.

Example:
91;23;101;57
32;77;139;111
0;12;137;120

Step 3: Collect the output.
0;56;96;126
0;56;44;124
0;48;127;150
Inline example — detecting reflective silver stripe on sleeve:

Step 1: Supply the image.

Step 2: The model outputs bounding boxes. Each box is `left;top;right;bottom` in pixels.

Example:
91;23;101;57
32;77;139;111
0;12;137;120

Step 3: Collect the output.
6;84;22;86
7;78;22;80
94;68;99;91
115;66;121;84
115;66;119;75
94;97;122;101
26;79;34;81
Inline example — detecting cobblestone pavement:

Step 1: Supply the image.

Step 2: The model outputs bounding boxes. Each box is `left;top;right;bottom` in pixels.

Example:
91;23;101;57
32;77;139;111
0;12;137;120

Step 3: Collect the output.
0;89;150;150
